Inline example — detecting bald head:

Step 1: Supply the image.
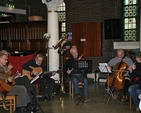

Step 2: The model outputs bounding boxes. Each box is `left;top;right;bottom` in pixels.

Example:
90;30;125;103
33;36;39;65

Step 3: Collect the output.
70;47;78;59
117;49;124;59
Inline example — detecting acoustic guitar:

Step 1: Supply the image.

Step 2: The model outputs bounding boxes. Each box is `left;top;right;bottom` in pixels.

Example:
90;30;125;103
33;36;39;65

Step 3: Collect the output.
22;66;62;80
0;73;18;95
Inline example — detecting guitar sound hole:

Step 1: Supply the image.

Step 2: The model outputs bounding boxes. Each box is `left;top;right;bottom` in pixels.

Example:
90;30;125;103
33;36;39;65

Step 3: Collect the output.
7;82;12;86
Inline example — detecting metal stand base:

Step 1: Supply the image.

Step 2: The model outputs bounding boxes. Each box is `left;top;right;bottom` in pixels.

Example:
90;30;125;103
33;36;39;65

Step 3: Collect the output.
76;95;92;106
105;88;122;105
25;97;44;113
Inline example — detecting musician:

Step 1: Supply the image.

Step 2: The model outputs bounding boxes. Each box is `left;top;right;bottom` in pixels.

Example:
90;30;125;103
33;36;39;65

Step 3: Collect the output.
0;52;30;113
64;47;88;99
0;50;36;102
128;52;141;111
107;49;133;101
22;53;56;101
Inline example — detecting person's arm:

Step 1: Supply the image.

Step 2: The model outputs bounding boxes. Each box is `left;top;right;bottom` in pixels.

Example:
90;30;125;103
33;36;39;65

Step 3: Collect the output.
126;57;134;67
129;67;141;88
107;58;115;70
0;72;8;80
22;60;34;71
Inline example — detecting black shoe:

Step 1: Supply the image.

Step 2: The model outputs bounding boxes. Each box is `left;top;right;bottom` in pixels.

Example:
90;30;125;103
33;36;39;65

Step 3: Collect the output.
76;93;81;98
44;95;53;101
49;95;54;100
83;95;90;102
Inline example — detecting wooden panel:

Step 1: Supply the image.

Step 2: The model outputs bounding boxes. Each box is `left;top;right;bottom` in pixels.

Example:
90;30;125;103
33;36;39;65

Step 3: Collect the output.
0;21;61;66
72;23;87;56
72;22;102;57
87;22;102;57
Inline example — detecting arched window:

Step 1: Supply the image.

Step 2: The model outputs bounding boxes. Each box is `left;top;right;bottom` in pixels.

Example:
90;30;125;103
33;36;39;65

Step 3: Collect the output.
123;0;139;41
58;2;66;38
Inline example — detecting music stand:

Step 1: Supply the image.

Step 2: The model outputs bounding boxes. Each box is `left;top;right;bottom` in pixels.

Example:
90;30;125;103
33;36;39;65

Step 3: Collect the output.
73;60;92;106
98;63;122;104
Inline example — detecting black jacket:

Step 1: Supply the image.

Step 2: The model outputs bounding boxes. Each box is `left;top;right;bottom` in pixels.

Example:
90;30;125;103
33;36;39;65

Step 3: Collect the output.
129;62;141;89
63;56;83;77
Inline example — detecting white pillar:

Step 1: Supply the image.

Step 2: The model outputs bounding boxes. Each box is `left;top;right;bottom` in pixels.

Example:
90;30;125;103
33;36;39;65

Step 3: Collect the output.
42;0;63;81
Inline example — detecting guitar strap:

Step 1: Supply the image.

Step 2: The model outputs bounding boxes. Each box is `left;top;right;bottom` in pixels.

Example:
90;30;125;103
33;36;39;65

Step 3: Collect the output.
0;91;8;111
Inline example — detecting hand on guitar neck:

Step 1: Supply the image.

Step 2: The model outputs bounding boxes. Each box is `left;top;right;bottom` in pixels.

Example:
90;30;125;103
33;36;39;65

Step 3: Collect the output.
6;71;21;82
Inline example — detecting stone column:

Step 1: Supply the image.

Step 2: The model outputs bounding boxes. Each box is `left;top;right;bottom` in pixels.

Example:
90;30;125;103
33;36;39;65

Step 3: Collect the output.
42;0;63;81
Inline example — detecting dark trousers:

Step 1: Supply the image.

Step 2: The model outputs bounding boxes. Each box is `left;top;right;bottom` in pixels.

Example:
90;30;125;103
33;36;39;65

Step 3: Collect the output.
123;78;131;96
15;76;36;101
34;77;55;96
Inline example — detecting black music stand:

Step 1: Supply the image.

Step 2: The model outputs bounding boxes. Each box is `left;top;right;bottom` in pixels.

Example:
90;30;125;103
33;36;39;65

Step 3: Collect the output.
73;60;92;106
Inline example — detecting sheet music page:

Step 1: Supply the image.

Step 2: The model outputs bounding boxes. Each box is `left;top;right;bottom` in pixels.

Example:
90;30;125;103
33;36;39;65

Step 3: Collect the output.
98;63;112;73
30;71;43;84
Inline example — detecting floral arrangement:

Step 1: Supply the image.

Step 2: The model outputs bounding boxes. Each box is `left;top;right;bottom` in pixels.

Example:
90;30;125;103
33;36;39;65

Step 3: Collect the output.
43;33;51;47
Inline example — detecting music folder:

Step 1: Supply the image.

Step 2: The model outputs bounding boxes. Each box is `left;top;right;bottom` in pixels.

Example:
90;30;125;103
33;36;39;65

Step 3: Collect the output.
98;63;112;73
30;71;43;84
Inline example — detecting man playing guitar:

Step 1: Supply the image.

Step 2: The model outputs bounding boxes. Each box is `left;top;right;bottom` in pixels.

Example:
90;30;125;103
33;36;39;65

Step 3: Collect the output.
0;50;30;113
22;53;56;101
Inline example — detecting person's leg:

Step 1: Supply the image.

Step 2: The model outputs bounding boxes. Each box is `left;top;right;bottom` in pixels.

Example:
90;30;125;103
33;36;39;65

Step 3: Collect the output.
35;78;47;96
128;84;139;108
76;73;88;96
135;89;141;108
83;78;88;96
122;78;131;101
45;78;55;96
15;76;36;100
71;77;79;95
8;85;30;112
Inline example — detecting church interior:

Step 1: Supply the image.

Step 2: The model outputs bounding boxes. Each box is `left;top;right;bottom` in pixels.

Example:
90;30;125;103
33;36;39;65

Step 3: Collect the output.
0;0;141;113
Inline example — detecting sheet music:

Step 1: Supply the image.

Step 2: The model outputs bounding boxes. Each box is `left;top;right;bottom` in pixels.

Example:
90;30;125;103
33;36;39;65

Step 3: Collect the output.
98;63;112;73
30;71;43;84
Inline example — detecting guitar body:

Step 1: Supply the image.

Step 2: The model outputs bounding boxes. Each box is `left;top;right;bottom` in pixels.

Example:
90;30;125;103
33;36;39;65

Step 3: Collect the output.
22;66;43;80
0;74;16;95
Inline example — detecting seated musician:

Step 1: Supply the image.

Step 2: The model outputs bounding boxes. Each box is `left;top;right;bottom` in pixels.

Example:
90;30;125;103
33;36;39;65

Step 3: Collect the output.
22;53;56;101
0;51;31;113
128;52;141;111
1;50;36;102
107;49;133;101
64;47;88;99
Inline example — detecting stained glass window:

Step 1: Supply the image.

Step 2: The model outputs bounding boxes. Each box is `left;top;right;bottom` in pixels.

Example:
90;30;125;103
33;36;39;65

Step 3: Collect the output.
123;0;139;41
58;2;66;38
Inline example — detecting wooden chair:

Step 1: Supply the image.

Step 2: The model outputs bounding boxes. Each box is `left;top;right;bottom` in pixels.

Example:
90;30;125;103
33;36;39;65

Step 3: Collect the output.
130;95;132;110
69;80;83;98
0;95;16;113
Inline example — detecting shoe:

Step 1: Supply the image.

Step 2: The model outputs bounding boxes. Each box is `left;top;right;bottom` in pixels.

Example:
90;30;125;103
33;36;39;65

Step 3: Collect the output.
48;95;54;100
44;95;54;101
121;96;129;102
36;94;43;98
83;95;90;102
75;93;81;98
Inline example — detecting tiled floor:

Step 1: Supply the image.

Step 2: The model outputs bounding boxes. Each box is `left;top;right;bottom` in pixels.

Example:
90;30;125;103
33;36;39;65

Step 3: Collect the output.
0;79;138;113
